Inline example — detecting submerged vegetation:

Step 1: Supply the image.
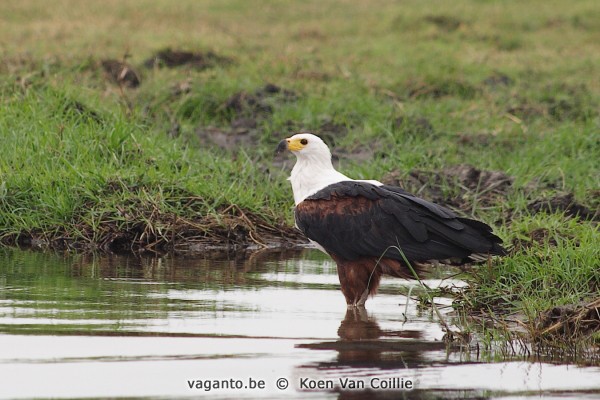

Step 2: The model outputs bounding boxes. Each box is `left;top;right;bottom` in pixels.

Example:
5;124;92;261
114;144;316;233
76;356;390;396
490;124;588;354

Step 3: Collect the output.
0;0;598;356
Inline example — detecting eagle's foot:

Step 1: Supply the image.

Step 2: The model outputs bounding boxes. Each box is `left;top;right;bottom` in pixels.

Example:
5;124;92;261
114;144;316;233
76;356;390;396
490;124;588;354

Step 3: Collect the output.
346;289;370;308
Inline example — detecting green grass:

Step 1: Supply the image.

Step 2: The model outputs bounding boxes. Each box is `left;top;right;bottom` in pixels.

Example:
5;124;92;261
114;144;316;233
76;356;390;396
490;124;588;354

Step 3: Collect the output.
463;214;599;311
0;0;598;350
0;85;293;250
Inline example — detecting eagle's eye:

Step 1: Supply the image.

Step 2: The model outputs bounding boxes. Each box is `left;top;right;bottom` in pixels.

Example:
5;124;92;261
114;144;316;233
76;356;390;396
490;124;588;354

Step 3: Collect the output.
300;138;308;145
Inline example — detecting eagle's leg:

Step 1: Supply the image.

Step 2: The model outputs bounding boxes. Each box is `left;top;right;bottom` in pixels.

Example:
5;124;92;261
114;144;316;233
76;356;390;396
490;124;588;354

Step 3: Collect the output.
334;258;382;308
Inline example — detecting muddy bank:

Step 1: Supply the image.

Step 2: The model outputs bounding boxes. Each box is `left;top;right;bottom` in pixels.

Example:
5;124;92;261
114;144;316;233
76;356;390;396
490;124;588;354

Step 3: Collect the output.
467;298;600;361
3;203;307;255
536;298;600;341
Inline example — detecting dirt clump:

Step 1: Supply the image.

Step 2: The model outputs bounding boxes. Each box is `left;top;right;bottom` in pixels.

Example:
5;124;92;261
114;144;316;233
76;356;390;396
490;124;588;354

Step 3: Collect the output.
456;132;493;146
256;83;297;99
424;15;464;32
528;192;598;221
332;144;380;164
455;132;516;150
529;228;554;245
101;59;140;88
144;49;233;70
293;29;327;41
444;165;512;193
230;117;258;132
507;84;597;122
315;118;349;147
506;103;545;120
407;78;478;100
223;92;273;117
196;116;264;152
221;83;298;120
194;84;298;151
482;73;513;88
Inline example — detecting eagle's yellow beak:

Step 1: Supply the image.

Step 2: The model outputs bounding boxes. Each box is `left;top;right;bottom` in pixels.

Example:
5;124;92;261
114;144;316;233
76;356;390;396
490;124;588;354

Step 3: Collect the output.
275;137;304;153
286;137;304;151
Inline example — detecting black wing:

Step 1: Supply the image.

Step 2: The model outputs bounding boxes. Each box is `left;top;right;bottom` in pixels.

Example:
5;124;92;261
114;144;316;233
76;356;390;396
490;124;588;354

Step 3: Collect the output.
294;181;505;263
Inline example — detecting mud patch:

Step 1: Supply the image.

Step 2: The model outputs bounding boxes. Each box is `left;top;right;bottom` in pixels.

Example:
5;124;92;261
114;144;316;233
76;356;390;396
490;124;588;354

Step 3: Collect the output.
332;144;380;164
506;103;545;120
293;70;331;81
315;118;349;147
101;59;140;88
507;83;597;121
399;78;479;100
292;29;327;41
382;164;513;211
456;132;493;146
424;15;464;32
222;92;273;118
221;83;298;120
196;125;257;151
144;48;233;70
482;73;513;88
194;84;298;151
456;132;516;150
535;298;600;339
528;192;598;221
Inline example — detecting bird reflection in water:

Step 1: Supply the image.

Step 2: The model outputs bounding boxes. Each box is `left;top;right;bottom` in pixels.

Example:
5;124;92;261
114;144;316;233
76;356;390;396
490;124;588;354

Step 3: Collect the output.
299;308;444;370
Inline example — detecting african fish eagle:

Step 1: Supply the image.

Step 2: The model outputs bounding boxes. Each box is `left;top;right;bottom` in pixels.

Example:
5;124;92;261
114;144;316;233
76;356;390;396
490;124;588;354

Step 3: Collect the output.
277;133;506;308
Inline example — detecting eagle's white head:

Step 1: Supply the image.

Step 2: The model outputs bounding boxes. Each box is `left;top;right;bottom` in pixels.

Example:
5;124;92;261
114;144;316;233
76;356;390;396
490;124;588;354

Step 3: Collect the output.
276;133;331;161
277;133;351;204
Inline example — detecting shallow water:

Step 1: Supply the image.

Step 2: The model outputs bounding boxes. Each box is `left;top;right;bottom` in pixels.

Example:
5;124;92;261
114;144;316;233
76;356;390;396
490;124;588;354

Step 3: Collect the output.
0;248;598;399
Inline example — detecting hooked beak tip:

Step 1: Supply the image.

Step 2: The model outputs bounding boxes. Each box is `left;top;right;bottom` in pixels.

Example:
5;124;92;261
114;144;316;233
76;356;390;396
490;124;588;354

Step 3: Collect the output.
275;139;288;155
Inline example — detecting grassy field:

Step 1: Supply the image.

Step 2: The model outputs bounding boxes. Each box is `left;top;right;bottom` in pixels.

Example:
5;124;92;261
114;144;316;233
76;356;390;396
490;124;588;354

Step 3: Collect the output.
0;0;598;351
